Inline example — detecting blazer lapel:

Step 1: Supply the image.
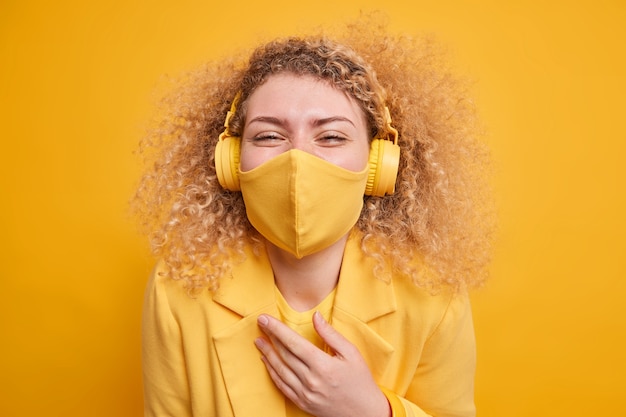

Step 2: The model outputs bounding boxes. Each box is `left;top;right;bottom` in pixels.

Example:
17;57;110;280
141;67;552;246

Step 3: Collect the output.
213;310;285;417
332;234;397;380
212;249;286;417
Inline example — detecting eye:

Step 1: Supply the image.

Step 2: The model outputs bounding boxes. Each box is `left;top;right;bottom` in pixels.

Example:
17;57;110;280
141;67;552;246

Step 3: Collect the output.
253;134;280;141
248;132;285;146
317;133;348;145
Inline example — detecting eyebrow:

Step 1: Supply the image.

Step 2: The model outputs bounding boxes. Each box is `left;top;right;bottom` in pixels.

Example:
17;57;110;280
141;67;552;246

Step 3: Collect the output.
246;115;356;128
313;116;356;128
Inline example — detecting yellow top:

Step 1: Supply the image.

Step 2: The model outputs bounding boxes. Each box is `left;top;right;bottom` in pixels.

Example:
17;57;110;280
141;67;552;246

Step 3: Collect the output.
275;287;336;417
275;286;336;352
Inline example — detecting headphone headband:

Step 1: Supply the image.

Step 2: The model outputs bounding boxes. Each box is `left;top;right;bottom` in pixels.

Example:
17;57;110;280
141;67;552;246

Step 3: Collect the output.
218;92;241;143
380;106;399;145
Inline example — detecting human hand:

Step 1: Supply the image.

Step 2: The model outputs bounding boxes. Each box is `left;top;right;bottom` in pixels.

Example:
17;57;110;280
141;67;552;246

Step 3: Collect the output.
254;312;391;417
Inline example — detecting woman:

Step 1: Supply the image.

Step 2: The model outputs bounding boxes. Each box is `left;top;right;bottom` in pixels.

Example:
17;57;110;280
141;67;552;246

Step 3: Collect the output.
135;21;493;417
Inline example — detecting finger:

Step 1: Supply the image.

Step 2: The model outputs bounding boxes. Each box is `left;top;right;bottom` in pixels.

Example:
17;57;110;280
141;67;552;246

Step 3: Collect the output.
257;315;320;384
258;354;300;404
254;337;302;397
254;333;303;376
312;311;355;359
258;314;324;367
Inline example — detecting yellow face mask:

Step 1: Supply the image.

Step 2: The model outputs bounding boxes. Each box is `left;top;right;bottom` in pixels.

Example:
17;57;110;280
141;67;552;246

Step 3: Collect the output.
239;150;368;258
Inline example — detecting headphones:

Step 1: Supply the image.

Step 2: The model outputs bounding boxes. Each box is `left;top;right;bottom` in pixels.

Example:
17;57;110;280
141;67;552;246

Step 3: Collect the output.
215;94;400;197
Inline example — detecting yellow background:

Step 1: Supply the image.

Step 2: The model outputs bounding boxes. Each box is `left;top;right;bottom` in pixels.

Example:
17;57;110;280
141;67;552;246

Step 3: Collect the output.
1;1;624;416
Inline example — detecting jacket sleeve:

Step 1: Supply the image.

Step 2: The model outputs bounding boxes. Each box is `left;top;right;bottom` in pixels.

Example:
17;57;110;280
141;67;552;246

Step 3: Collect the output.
384;293;477;417
142;267;193;417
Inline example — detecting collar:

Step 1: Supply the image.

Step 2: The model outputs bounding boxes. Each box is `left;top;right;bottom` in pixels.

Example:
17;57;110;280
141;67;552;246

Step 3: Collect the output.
212;232;397;322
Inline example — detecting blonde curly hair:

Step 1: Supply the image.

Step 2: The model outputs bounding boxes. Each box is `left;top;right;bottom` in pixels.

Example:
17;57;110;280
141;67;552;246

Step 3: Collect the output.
132;18;495;294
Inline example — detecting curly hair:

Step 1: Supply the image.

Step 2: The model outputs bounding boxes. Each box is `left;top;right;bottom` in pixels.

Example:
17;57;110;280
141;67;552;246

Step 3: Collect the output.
132;17;495;294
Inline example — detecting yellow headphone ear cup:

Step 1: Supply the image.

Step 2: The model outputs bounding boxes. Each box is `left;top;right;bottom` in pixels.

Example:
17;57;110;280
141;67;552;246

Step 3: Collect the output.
215;135;241;191
365;139;400;196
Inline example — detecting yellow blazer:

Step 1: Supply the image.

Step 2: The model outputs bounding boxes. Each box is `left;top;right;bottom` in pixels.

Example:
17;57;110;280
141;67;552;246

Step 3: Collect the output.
142;235;476;417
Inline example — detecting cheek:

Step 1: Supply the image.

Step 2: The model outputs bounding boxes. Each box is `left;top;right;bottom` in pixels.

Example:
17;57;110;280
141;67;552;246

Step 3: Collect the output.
356;144;371;171
333;142;370;172
239;147;259;172
239;144;280;172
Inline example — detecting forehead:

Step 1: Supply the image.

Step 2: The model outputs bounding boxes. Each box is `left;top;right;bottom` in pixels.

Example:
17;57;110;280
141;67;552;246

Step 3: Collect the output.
245;73;365;119
250;73;343;98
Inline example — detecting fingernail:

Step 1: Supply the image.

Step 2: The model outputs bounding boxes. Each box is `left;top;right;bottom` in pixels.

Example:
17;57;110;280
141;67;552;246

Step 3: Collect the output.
258;315;269;327
254;338;265;349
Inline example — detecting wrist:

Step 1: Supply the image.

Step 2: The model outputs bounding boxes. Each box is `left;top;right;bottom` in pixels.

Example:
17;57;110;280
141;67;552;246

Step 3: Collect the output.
378;386;406;417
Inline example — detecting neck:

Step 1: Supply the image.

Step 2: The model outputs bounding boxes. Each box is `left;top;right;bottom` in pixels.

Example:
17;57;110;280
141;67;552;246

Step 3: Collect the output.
267;234;349;312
